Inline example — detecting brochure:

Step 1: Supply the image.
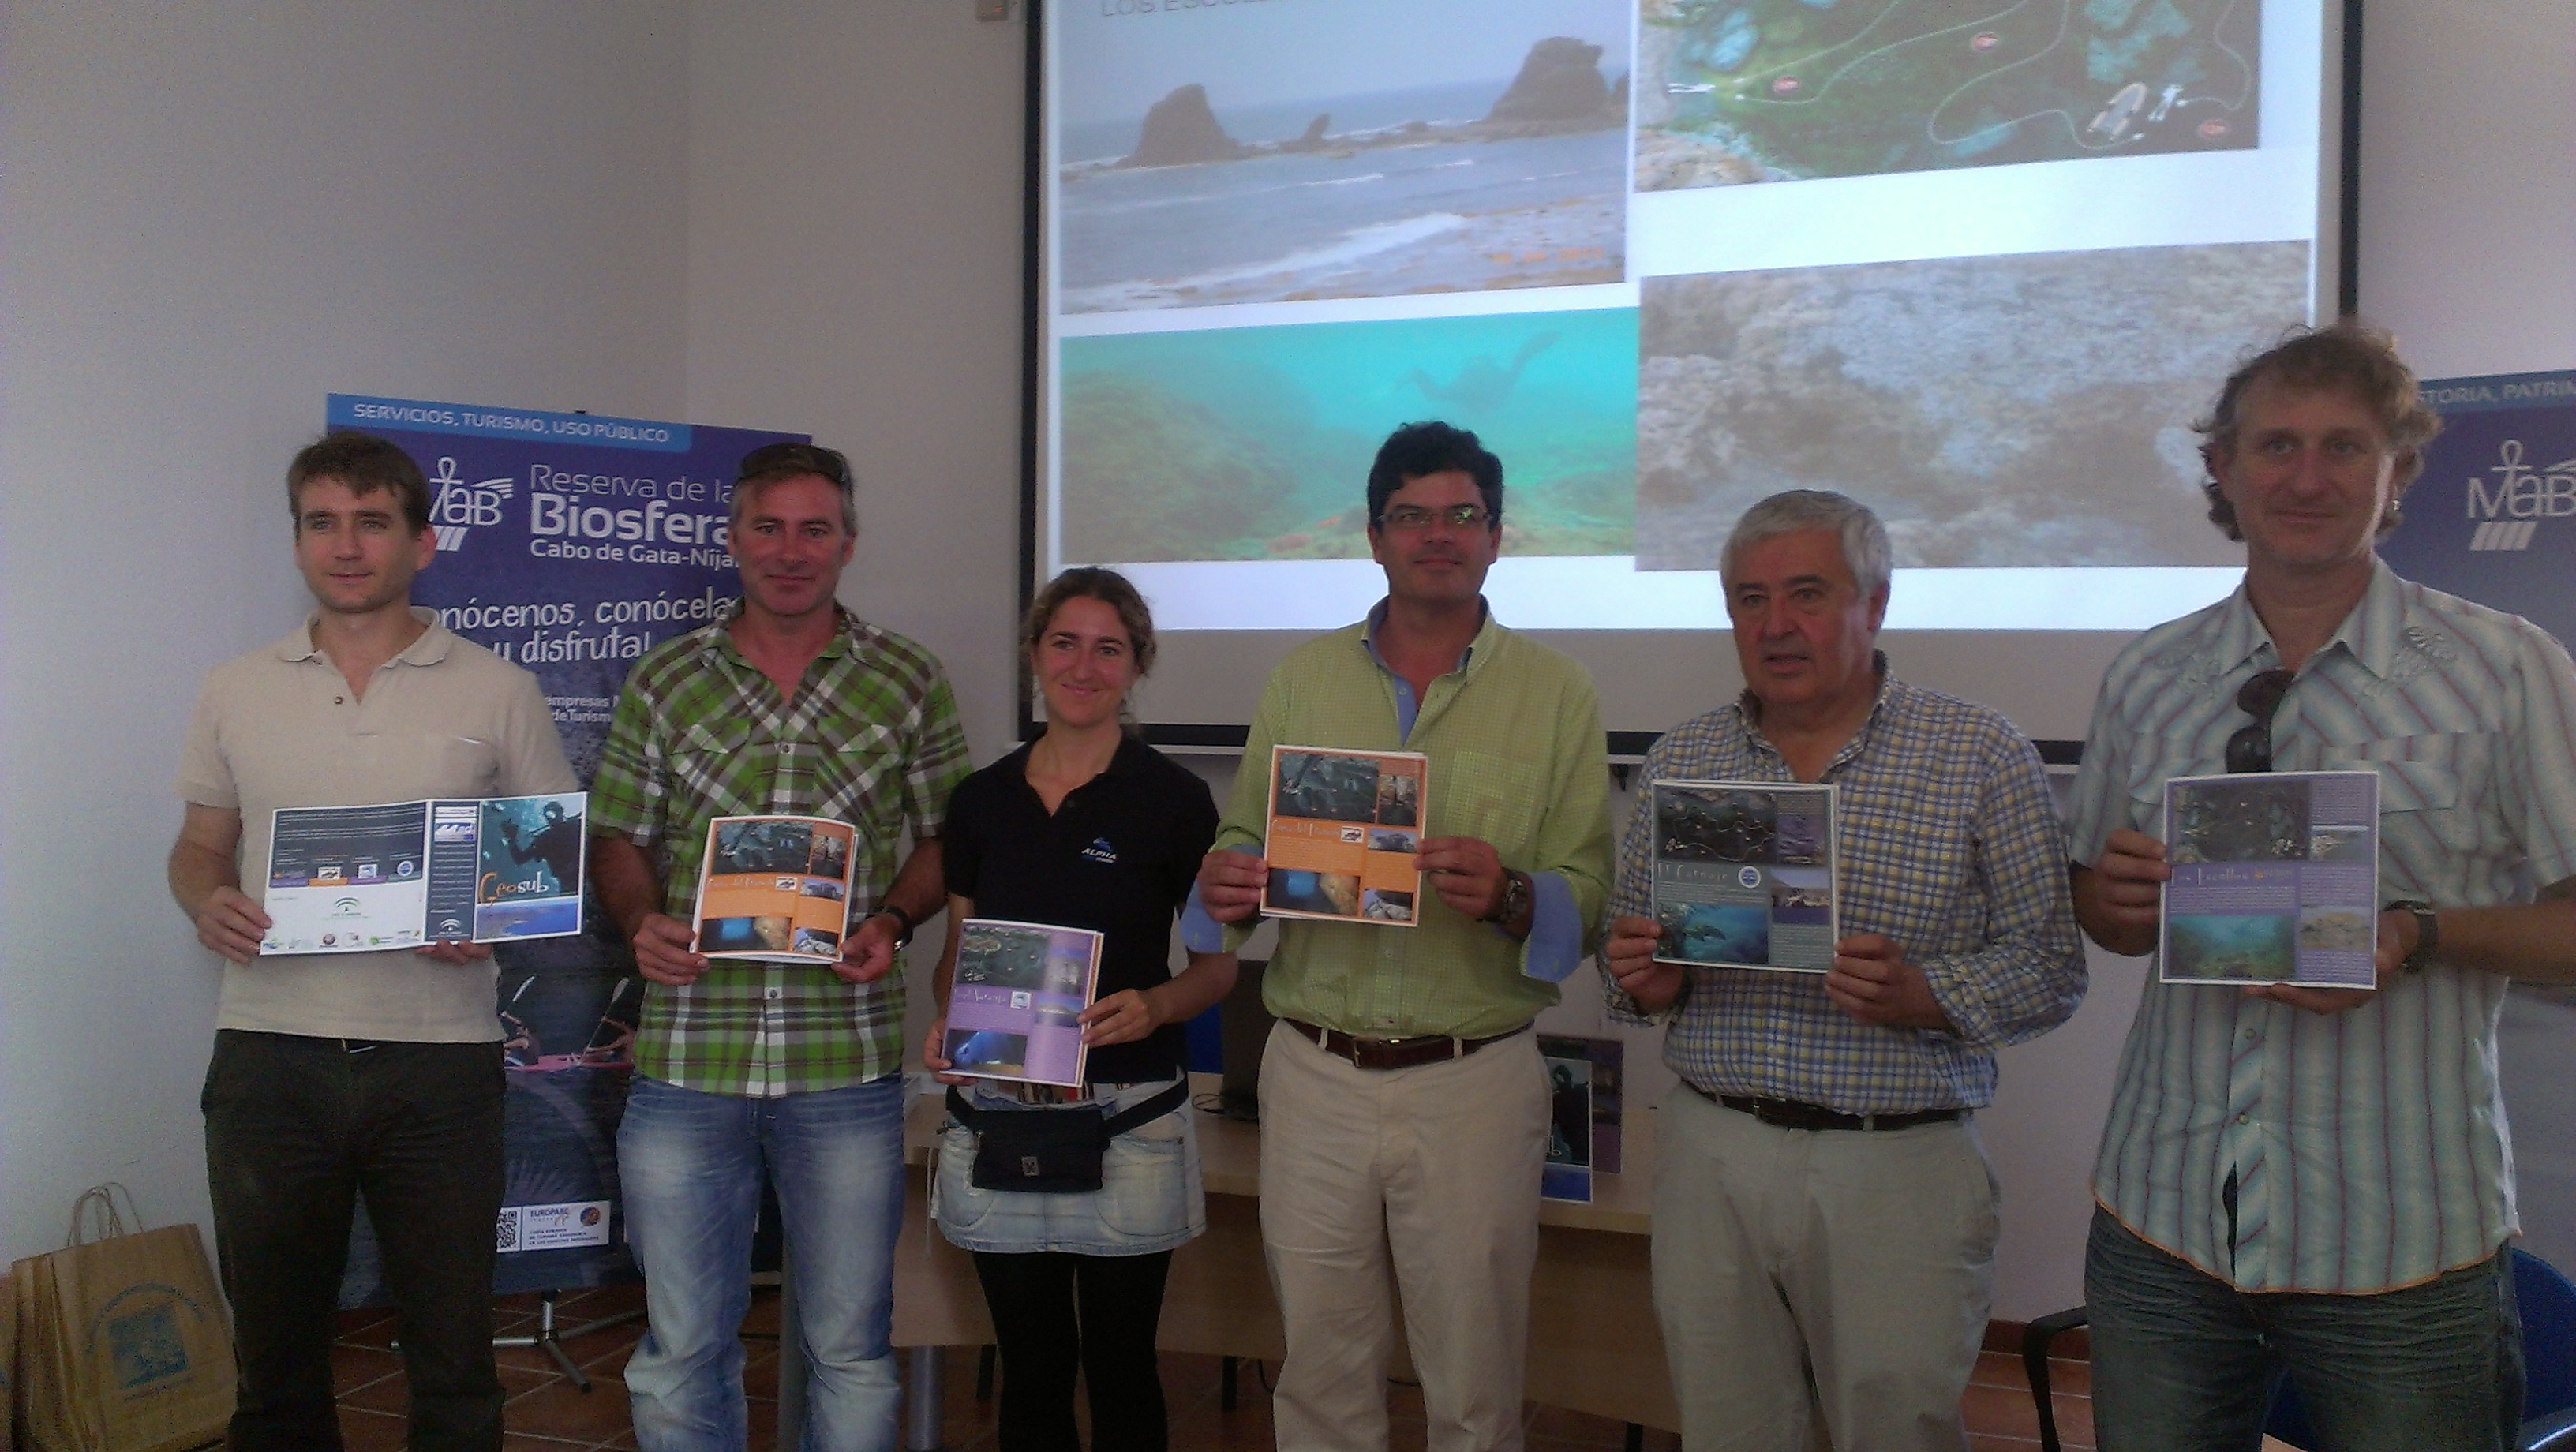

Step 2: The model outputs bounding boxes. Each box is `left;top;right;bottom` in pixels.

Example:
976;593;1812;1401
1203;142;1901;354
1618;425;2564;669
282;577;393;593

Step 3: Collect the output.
941;919;1107;1089
1262;746;1430;926
2159;771;2380;987
691;815;859;964
1647;780;1839;972
260;791;587;954
1538;1034;1624;1203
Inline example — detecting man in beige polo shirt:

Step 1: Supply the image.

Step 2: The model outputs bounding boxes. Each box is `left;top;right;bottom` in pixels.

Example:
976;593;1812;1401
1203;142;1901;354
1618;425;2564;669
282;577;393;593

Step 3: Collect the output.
168;432;575;1452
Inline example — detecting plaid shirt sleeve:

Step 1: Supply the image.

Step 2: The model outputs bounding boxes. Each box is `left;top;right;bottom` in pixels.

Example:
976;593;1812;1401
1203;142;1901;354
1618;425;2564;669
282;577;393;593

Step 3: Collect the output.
589;660;672;849
899;669;972;841
1912;724;2088;1052
1603;728;1691;1027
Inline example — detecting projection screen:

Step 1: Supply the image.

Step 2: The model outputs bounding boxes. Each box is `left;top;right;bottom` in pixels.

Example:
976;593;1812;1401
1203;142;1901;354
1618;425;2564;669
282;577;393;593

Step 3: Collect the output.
1027;0;2356;752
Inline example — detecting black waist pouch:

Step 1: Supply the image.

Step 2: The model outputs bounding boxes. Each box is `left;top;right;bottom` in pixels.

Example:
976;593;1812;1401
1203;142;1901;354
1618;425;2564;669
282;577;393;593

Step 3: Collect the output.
947;1081;1189;1194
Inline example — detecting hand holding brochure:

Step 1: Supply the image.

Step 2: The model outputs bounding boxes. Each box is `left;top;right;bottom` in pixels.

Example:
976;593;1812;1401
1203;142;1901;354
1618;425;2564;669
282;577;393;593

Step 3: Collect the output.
692;815;859;964
2159;771;2379;987
261;792;587;954
942;919;1106;1088
1262;746;1430;926
1647;780;1839;972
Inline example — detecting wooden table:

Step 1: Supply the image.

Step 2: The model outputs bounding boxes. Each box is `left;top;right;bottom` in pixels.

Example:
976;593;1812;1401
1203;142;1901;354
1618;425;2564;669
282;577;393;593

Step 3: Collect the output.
890;1074;1678;1433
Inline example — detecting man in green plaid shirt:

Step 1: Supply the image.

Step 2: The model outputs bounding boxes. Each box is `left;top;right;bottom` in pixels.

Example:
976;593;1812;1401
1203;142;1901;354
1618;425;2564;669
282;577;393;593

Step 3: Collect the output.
588;442;970;1452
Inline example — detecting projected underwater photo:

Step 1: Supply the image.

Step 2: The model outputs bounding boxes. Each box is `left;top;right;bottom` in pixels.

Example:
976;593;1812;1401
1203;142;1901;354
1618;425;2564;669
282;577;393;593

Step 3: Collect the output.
1635;0;2260;190
1055;0;1630;311
1058;307;1636;563
1634;240;2308;571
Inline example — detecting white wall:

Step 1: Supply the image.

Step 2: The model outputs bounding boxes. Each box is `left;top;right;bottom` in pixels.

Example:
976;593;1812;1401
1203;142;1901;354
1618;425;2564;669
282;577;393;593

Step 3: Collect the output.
2;0;2568;1322
0;1;691;1259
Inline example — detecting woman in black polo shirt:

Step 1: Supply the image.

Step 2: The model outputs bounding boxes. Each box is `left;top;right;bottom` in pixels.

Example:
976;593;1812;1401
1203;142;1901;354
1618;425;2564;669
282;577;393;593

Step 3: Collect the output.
923;567;1235;1452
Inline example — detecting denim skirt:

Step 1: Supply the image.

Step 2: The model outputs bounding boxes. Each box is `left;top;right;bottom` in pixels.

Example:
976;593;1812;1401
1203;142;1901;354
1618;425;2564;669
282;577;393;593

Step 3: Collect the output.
931;1076;1207;1256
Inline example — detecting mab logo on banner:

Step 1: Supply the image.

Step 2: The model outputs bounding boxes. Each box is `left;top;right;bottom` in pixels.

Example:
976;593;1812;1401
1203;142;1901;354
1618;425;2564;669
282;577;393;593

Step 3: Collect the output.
429;456;515;551
2462;440;2576;552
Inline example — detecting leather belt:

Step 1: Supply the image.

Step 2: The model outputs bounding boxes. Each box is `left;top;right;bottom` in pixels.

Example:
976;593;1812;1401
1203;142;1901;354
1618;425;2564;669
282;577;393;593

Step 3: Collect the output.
1282;1017;1530;1072
1686;1080;1964;1132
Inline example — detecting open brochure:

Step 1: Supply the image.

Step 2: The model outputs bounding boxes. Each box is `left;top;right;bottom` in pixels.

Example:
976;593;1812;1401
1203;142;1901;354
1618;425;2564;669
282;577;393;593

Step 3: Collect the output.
1647;780;1839;972
2160;771;2380;987
941;919;1107;1089
260;791;586;954
1262;746;1430;926
692;814;859;964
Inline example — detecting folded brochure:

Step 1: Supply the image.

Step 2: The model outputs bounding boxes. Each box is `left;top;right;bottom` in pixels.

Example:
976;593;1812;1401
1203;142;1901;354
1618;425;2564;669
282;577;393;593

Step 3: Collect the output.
693;814;859;964
2159;770;2379;987
942;919;1106;1088
1647;779;1839;972
260;791;586;953
1263;745;1429;926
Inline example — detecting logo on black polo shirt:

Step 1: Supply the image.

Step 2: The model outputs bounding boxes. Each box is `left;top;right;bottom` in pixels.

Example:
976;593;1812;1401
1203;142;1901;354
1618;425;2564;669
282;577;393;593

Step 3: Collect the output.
1081;838;1118;866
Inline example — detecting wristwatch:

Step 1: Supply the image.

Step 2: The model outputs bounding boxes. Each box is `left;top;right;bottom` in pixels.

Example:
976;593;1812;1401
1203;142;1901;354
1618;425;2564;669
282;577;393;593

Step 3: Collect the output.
1485;870;1532;927
2385;899;2439;973
872;902;918;949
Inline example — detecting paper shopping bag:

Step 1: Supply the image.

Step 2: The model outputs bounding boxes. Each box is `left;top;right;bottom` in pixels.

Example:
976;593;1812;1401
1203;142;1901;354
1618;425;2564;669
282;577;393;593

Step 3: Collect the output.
15;1187;233;1452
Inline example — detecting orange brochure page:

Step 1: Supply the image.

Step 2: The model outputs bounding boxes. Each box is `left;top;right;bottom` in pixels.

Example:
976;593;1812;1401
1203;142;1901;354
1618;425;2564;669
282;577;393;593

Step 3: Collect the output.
692;814;859;964
1262;746;1428;926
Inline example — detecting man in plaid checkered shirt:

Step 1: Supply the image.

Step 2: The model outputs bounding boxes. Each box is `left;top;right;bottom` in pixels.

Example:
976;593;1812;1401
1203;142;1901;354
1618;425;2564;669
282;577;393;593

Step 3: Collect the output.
589;442;971;1452
1600;489;2085;1452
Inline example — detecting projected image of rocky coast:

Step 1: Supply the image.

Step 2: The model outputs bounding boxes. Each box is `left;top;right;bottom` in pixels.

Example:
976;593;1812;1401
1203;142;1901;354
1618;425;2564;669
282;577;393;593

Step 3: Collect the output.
1057;1;1631;311
1634;241;2310;571
1058;309;1635;563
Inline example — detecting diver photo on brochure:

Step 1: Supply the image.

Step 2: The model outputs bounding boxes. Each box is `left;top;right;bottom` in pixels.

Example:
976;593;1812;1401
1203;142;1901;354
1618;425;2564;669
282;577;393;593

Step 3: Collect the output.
1648;779;1838;971
942;919;1108;1089
2159;770;2380;988
691;814;861;965
1263;745;1432;926
261;791;588;954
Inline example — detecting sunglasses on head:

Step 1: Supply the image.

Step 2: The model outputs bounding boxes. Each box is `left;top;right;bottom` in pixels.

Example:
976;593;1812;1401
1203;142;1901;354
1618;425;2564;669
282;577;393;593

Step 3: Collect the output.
2225;668;2295;773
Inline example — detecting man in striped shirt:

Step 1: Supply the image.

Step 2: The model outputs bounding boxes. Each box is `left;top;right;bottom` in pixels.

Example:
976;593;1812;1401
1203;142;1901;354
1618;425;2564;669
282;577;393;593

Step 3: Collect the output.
2069;320;2576;1450
590;443;972;1452
1601;489;2087;1452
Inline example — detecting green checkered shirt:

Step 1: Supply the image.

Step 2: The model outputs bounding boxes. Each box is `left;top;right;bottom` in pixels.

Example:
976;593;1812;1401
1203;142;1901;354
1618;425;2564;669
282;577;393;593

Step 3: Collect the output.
591;606;971;1095
1215;609;1614;1039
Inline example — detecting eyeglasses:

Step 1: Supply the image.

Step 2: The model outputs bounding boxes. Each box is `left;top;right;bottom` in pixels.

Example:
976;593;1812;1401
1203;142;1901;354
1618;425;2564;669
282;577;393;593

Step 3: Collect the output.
1377;503;1495;531
2224;668;2295;773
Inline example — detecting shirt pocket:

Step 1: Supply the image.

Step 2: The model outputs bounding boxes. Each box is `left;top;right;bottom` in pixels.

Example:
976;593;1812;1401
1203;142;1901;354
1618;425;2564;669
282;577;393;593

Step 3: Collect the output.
668;719;757;814
2120;737;2217;840
1440;749;1544;859
796;709;910;829
2320;732;2484;853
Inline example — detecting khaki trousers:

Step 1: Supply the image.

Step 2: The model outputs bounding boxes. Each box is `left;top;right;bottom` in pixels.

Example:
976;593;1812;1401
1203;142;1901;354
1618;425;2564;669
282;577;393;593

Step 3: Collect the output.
1652;1086;1998;1452
1258;1020;1549;1452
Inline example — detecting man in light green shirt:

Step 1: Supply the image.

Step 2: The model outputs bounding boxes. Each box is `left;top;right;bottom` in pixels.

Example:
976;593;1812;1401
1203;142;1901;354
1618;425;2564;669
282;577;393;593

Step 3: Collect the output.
1196;421;1612;1452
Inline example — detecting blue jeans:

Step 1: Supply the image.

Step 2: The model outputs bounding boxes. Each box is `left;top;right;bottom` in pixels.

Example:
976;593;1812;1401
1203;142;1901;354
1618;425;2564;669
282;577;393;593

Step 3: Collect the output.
2085;1206;2522;1452
619;1074;908;1452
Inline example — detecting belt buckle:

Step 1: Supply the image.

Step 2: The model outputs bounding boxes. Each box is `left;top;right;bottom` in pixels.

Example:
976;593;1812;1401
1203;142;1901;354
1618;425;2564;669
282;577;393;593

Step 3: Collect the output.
1350;1035;1402;1071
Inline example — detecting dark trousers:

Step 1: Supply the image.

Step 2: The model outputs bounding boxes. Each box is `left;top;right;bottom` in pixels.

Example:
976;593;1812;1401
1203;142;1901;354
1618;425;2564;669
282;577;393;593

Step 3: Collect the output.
970;1249;1174;1452
202;1030;507;1452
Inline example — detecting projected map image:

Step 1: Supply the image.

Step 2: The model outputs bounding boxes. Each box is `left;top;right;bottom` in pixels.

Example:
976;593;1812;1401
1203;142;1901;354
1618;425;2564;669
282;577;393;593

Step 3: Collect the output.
1058;0;1630;312
1634;240;2308;571
1634;0;2260;189
1059;308;1635;564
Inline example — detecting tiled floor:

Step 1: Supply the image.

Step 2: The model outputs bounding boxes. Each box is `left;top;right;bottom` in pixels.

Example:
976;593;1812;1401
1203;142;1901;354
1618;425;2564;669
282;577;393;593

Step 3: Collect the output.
331;1289;2095;1451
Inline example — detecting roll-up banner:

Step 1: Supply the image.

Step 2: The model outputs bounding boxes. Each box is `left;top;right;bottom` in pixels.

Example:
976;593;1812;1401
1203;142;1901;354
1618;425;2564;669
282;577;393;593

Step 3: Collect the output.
2378;370;2576;1274
324;393;804;1300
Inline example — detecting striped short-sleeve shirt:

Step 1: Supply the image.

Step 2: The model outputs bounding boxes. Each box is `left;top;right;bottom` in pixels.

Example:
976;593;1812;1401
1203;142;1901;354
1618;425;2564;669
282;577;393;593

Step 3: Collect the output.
2067;562;2576;1293
590;607;972;1096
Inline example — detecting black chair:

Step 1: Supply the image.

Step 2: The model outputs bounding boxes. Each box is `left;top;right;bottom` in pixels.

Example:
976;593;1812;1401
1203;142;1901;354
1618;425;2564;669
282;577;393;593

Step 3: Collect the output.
2023;1247;2576;1451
